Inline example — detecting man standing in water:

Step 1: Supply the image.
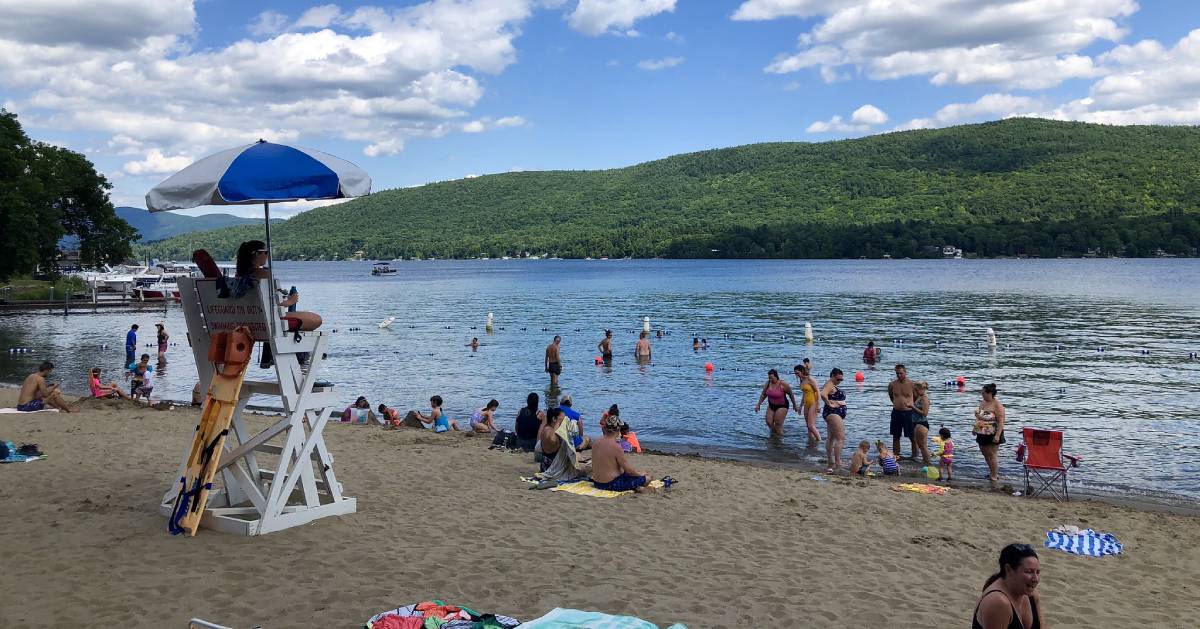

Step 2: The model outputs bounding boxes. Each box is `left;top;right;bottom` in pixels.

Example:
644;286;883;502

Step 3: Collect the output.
597;330;614;365
125;323;139;366
888;363;917;459
635;331;652;360
545;335;562;389
18;361;75;412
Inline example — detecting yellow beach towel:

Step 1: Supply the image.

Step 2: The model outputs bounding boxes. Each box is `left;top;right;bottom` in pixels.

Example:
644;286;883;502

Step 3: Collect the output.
552;479;666;498
890;482;950;495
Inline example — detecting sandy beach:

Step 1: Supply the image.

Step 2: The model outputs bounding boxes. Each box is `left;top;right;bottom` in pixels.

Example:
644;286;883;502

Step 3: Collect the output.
0;386;1197;628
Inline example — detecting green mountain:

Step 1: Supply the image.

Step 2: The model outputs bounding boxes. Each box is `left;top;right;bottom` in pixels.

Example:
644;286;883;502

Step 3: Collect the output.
116;206;277;242
142;119;1200;260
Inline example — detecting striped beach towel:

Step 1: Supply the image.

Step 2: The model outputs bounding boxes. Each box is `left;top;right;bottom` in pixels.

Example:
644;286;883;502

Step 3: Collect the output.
1043;528;1123;557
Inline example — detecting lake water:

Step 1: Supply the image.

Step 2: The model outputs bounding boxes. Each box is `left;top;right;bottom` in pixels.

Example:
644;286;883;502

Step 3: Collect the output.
2;259;1199;500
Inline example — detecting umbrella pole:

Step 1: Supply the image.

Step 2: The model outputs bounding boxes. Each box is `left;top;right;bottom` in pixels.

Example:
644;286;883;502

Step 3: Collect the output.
264;200;275;296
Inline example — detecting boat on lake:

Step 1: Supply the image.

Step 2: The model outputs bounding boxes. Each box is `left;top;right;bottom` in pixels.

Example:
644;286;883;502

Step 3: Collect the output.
371;262;398;275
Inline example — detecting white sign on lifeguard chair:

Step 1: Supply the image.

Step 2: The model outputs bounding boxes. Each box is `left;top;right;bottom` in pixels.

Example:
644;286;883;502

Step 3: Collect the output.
160;276;355;535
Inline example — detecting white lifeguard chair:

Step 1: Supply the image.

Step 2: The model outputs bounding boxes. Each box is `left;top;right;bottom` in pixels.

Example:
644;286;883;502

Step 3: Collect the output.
159;276;355;535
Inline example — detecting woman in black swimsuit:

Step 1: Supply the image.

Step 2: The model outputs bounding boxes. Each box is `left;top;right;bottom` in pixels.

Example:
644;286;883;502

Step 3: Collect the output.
972;544;1044;629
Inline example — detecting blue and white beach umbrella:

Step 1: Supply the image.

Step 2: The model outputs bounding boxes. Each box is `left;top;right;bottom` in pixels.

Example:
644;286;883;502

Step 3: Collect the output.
145;140;371;266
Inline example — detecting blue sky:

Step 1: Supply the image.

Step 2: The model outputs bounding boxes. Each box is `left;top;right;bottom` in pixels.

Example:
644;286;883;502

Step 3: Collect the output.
2;1;1199;217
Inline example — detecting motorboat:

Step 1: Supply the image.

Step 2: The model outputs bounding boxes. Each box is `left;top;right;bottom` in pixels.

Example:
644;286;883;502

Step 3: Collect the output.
371;262;398;275
99;264;149;292
133;276;180;300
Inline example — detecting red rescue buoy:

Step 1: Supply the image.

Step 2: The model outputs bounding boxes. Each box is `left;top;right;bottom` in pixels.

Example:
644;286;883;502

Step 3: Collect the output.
956;376;966;386
854;371;865;382
705;362;714;372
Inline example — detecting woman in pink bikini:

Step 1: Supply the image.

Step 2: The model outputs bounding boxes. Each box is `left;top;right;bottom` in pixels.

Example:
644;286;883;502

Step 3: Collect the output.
754;369;800;437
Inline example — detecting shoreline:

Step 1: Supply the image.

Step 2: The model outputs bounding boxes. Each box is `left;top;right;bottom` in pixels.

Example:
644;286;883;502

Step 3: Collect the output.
6;381;1198;516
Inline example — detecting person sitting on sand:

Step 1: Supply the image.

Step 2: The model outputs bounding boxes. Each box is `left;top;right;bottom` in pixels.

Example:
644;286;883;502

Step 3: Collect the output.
342;396;376;424
599;403;620;431
559;394;590;450
514;392;544;451
412;395;459;432
591;415;654;493
130;363;154;403
17;361;74;412
972;544;1044;629
470;399;500;433
849;440;872;476
378;403;402;427
619;422;642;453
535;407;586;481
875;440;900;475
89;367;131;400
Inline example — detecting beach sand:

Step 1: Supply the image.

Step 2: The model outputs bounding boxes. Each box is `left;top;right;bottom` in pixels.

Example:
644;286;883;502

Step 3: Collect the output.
0;387;1196;628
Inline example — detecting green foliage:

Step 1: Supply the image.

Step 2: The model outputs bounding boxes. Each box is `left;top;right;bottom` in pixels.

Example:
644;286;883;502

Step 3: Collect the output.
0;109;136;280
143;119;1200;260
4;275;86;301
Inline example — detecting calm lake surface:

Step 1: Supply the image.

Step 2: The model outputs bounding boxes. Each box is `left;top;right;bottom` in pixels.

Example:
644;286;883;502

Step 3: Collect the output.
3;259;1199;499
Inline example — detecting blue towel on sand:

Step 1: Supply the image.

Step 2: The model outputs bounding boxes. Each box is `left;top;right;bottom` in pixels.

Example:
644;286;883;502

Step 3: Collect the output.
519;608;686;628
1044;528;1123;557
1;441;45;463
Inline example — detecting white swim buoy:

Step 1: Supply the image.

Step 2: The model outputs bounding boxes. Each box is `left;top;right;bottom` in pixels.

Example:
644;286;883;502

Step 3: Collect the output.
986;327;997;348
378;316;395;329
804;322;814;343
486;312;494;332
643;317;650;334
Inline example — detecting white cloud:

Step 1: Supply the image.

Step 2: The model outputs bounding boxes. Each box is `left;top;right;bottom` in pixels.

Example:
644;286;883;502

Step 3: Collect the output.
895;93;1040;131
0;0;537;182
462;120;486;133
121;148;193;176
850;103;887;125
494;115;526;127
0;0;195;49
250;11;289;37
293;4;342;30
806;103;887;133
744;0;1135;89
567;0;676;37
664;31;684;44
637;56;684;70
782;80;801;91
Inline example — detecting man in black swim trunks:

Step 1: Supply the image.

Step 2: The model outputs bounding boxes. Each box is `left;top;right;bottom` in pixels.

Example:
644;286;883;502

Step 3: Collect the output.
597;330;613;365
888;363;917;459
545;335;562;389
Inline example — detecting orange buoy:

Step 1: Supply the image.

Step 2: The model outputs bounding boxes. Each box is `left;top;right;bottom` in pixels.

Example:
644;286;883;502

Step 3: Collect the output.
854;371;865;382
704;362;714;372
956;376;966;386
594;356;602;365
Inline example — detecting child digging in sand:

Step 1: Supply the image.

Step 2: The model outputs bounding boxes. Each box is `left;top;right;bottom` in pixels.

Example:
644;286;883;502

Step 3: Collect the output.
849;440;872;476
938;427;955;481
875;440;900;475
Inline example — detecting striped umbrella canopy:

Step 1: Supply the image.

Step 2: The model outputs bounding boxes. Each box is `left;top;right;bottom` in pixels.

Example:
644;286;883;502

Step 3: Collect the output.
145;140;371;269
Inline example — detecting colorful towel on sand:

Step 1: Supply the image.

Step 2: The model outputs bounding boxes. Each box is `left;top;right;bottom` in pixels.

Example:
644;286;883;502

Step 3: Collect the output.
519;608;687;628
364;601;520;629
1;441;46;463
1044;527;1123;557
890;483;949;495
551;479;665;498
520;476;665;497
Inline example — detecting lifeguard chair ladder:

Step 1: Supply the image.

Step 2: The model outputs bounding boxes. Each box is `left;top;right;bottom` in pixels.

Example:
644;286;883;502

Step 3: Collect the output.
159;277;356;535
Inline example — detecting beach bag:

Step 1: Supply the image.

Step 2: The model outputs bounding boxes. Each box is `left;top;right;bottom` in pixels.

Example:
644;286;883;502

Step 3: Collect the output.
491;429;518;450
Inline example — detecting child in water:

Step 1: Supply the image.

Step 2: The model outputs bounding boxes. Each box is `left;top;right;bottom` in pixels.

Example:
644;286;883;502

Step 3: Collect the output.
875;440;900;475
849;440;872;476
938;427;955;481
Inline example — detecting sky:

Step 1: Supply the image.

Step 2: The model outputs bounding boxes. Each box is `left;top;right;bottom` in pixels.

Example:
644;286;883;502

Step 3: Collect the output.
3;0;1200;217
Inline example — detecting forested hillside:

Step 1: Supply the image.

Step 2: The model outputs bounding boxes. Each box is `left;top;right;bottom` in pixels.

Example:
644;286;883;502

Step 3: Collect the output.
143;119;1200;260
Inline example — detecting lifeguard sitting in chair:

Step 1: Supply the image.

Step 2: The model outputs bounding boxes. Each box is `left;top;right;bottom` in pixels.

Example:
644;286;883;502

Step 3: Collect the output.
1017;427;1082;501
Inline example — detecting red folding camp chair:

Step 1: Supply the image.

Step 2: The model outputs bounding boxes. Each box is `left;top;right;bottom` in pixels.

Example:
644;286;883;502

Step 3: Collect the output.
1018;427;1081;501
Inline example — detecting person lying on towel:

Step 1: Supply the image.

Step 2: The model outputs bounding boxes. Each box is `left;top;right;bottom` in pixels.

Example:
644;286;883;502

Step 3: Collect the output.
591;415;654;493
